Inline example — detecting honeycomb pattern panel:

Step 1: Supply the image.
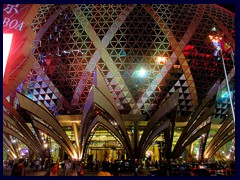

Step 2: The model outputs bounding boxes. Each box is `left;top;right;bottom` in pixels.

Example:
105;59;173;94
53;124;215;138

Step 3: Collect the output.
152;4;198;42
18;4;235;118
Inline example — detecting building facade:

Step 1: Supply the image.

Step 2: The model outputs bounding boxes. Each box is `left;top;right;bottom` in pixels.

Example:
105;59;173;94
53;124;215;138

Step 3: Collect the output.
3;4;235;164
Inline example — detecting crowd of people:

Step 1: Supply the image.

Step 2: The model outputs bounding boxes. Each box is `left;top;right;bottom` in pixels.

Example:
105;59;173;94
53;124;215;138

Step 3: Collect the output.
3;157;235;176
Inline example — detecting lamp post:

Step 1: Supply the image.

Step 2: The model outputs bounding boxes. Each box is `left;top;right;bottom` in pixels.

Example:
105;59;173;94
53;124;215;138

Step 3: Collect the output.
219;49;235;124
209;34;235;125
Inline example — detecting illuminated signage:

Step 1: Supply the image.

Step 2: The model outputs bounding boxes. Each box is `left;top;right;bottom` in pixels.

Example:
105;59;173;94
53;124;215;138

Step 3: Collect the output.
3;4;39;98
3;33;13;77
3;4;24;32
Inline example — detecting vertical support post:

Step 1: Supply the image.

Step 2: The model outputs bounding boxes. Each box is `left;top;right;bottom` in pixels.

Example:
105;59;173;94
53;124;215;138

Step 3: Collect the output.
73;122;80;159
133;119;139;160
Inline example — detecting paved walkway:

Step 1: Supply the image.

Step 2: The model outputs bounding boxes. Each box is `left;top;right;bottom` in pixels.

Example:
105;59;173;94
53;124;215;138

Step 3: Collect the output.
3;167;46;176
3;167;148;176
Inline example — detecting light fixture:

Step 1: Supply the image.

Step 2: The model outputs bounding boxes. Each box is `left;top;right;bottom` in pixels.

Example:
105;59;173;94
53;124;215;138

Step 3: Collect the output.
3;33;13;78
11;139;16;143
209;33;235;124
155;56;168;65
173;65;180;69
138;68;146;77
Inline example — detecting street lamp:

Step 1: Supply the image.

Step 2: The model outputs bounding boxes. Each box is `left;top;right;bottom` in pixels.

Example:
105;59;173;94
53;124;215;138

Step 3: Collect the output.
209;32;235;125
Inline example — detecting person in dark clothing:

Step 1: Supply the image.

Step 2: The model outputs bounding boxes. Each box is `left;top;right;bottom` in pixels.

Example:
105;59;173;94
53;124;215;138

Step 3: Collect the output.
76;163;84;176
11;159;25;176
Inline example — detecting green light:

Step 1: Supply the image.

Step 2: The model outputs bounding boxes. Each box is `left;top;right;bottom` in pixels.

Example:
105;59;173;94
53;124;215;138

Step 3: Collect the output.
212;27;217;31
221;92;228;98
138;68;146;77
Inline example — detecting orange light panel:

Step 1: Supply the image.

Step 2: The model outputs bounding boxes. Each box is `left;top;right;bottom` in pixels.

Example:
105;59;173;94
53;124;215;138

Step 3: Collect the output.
155;56;168;65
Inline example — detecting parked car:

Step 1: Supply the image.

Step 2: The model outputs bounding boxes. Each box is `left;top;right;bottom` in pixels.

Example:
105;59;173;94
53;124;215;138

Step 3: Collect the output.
148;168;168;176
177;164;192;176
114;160;136;173
121;160;135;172
148;164;192;176
193;168;210;176
169;164;193;176
206;163;227;176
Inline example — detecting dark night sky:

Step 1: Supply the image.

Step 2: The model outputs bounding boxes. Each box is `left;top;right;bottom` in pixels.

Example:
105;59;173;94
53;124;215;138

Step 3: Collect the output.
219;4;235;12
